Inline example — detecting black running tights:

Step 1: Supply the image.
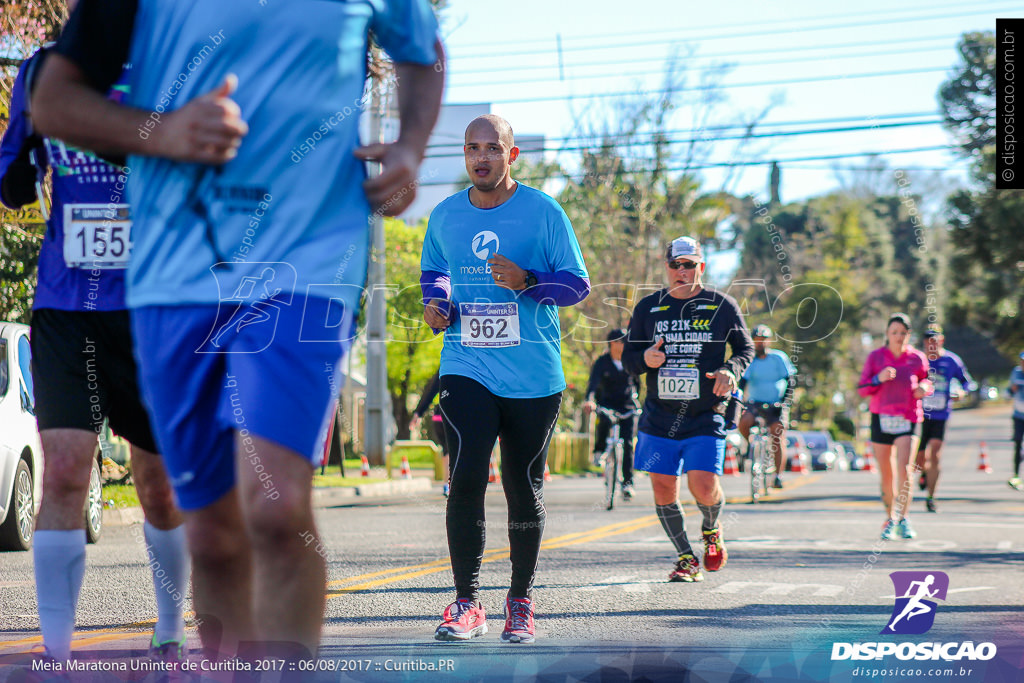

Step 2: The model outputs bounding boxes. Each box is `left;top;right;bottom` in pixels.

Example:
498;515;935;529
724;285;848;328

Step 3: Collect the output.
439;374;561;601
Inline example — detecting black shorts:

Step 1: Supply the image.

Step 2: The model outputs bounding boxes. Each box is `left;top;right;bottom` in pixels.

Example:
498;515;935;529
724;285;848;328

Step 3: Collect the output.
30;308;157;452
918;418;947;446
870;413;918;446
745;402;787;428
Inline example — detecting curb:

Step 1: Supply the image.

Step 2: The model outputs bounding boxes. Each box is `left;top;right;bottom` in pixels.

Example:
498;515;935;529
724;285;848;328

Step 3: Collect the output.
101;478;436;527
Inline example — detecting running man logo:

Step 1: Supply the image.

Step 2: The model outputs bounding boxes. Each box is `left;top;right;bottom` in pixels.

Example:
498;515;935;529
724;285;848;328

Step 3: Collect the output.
881;571;949;635
200;262;297;353
471;230;500;261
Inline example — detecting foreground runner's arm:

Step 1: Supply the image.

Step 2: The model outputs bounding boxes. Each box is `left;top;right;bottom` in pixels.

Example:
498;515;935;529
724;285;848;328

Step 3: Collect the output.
32;0;245;164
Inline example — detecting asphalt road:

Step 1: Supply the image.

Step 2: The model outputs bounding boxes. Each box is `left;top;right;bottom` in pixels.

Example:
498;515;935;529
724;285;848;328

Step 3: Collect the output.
0;404;1022;682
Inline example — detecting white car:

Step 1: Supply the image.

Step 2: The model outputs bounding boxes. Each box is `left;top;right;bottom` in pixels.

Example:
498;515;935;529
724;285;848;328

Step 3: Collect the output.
0;321;44;551
0;321;104;551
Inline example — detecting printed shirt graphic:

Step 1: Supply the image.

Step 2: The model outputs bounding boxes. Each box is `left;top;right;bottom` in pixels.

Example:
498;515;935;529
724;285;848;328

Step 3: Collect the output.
0;52;129;311
1011;367;1024;419
742;349;796;403
420;185;588;398
92;0;438;310
882;571;949;635
858;346;931;422
622;288;753;440
923;350;976;420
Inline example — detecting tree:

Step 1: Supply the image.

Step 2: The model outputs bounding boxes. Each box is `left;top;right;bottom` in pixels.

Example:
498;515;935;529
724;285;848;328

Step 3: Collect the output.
939;31;1024;356
382;217;442;439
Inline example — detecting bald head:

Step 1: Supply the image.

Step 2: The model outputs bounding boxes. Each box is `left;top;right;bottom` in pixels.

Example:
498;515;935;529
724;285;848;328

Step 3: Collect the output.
465;115;515;149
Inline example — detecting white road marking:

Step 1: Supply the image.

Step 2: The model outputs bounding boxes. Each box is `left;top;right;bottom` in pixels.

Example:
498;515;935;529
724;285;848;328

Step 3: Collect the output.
713;581;845;597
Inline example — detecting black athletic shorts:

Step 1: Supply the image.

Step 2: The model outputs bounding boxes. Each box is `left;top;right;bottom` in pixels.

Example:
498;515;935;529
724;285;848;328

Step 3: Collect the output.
870;412;918;446
918;418;947;445
30;308;157;452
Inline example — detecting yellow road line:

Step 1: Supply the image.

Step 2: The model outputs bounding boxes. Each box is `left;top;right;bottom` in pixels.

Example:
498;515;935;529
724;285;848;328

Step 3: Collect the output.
1;473;828;650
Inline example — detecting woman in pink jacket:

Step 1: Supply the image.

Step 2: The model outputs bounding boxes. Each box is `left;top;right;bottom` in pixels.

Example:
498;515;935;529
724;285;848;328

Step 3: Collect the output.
858;313;932;541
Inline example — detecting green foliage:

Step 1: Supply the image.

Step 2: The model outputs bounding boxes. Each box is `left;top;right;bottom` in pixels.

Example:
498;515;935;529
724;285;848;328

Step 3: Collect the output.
939;31;1024;357
383;217;443;438
0;206;44;323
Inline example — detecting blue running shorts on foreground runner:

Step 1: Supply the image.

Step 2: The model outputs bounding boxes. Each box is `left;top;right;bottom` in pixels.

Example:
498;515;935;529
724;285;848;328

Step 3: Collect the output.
132;294;353;510
634;432;724;476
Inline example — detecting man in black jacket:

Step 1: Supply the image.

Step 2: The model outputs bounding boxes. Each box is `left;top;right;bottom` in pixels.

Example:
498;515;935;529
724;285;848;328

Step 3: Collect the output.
584;328;639;498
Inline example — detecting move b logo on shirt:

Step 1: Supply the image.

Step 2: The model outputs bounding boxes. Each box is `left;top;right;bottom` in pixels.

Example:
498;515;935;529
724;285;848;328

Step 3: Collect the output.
471;230;500;261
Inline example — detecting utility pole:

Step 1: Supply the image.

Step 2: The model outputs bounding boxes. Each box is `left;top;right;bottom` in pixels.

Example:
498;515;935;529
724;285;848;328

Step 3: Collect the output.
364;60;390;467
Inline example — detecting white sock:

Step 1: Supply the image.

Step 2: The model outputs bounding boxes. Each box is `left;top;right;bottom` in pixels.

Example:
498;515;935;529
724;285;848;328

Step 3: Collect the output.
143;521;189;644
33;530;86;660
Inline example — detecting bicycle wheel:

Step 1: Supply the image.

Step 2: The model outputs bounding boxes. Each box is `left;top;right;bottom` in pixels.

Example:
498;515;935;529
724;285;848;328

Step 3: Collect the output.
750;437;765;503
604;444;619;510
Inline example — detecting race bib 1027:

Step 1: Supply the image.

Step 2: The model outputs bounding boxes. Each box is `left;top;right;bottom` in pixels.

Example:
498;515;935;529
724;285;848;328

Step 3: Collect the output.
657;367;699;400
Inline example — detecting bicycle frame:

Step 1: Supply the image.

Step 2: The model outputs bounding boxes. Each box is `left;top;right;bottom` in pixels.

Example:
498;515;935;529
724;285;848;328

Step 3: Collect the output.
596;407;635;511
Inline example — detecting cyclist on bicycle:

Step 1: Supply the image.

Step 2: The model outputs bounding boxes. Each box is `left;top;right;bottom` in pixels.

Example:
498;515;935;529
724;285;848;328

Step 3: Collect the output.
738;325;796;490
584;328;639;499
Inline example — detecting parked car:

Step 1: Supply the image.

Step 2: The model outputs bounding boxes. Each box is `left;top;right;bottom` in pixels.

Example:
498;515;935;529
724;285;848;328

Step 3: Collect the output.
0;321;102;551
798;430;840;471
836;440;859;471
784;432;811;472
0;321;43;551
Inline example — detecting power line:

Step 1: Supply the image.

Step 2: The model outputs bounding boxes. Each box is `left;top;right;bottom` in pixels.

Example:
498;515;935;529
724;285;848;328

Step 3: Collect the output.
444;33;982;78
450;45;958;89
453;65;953;106
446;7;1008;60
448;0;1000;51
415;145;958;186
423;119;944;160
424;111;941;150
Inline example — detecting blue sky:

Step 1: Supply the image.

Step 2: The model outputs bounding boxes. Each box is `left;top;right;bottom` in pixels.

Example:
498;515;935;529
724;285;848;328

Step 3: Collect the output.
435;0;1012;206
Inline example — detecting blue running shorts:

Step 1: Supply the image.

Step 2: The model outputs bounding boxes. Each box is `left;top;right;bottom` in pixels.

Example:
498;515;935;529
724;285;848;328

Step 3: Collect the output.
132;294;353;510
634;431;724;476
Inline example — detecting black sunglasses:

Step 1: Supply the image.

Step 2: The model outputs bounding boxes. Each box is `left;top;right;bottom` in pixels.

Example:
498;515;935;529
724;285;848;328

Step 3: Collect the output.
667;260;698;270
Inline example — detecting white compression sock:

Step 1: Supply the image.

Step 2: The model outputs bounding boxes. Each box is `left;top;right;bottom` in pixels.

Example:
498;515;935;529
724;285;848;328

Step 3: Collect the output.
33;529;86;660
143;521;189;644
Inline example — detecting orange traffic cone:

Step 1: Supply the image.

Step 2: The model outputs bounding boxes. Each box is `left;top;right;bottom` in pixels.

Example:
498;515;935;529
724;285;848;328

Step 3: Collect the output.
723;445;739;476
399;455;412;480
488;455;501;483
863;444;877;473
790;452;809;475
543;461;552;482
360;455;370;478
977;442;993;473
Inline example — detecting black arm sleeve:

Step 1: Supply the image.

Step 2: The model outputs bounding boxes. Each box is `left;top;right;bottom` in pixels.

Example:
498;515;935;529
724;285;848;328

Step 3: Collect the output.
723;305;754;381
413;372;441;418
621;307;651;377
584;356;604;400
54;0;137;93
0;139;43;208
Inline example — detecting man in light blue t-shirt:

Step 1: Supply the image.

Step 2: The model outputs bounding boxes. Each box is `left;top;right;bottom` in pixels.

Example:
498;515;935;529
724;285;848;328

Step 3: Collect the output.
738;324;797;489
35;0;444;658
421;114;589;644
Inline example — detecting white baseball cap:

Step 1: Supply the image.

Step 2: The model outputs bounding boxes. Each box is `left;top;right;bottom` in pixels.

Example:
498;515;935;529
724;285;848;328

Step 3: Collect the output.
666;236;704;262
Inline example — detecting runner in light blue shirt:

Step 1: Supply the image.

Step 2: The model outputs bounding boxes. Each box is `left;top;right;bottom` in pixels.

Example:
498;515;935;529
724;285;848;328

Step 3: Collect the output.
420;114;589;644
36;0;444;658
738;324;797;489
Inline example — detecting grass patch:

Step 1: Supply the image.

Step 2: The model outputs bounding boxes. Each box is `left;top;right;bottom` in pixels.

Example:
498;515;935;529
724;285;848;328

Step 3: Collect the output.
102;483;139;510
313;472;386;487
